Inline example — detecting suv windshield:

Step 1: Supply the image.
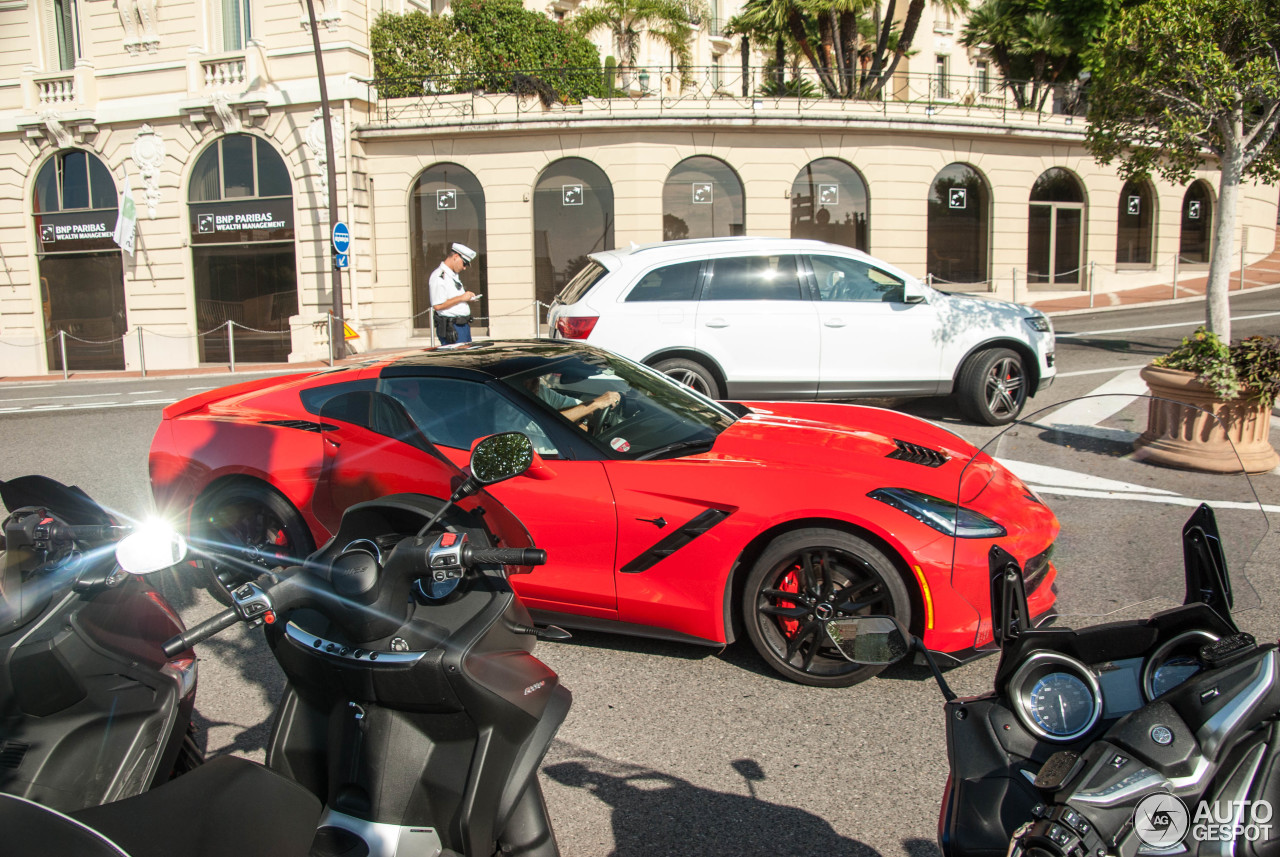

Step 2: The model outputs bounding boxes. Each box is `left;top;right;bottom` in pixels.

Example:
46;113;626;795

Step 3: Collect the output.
555;260;608;305
500;350;737;459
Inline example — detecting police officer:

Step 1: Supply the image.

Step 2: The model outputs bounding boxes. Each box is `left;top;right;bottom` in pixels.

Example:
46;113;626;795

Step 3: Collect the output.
428;242;477;344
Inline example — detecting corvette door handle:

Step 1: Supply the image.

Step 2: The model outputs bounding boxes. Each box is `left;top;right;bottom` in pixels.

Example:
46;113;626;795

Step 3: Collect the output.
704;318;729;328
824;318;847;328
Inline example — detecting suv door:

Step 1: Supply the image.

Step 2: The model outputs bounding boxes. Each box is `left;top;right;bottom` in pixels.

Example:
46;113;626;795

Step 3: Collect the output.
600;259;703;363
695;253;820;398
808;253;945;397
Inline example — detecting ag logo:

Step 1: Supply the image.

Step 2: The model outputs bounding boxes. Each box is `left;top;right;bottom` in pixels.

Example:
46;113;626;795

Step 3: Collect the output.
562;184;583;206
1127;195;1141;216
818;183;839;206
949;187;967;209
1188;200;1202;220
1134;794;1190;848
197;214;215;234
692;183;713;204
436;189;457;210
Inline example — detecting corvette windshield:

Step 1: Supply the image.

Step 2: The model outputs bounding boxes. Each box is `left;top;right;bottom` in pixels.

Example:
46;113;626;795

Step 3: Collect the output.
501;351;737;459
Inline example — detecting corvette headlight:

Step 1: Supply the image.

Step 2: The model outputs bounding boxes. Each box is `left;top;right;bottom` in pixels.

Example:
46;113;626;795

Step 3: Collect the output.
1024;314;1052;334
868;488;1007;539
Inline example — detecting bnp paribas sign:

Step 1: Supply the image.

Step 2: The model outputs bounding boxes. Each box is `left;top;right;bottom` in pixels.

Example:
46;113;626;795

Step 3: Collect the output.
35;208;119;254
189;197;295;245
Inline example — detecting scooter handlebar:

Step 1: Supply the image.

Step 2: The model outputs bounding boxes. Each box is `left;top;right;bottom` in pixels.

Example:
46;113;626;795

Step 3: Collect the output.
462;546;547;567
162;608;240;657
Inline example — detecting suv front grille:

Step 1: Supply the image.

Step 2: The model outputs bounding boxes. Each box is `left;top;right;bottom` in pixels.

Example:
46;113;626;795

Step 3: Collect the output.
887;439;949;468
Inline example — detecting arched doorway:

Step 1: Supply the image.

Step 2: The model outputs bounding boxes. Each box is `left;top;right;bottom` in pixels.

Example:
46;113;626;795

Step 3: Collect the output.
1027;167;1086;288
927;163;990;286
662;156;744;242
1179;181;1213;263
790;158;868;250
1116;179;1155;266
411;164;486;332
33;149;126;371
188;134;297;362
533;157;613;307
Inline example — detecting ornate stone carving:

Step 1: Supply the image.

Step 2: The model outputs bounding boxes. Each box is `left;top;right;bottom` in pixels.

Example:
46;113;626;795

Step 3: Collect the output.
130;124;166;219
298;0;341;33
119;0;160;54
40;110;73;149
305;108;344;218
211;92;242;133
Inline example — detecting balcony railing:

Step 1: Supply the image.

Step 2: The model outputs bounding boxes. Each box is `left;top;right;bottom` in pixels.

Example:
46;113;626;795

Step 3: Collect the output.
363;66;1087;129
35;74;76;107
201;55;248;90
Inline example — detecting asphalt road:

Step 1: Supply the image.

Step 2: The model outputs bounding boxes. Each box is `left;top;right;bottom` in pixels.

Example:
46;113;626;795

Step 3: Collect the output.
1;291;1278;857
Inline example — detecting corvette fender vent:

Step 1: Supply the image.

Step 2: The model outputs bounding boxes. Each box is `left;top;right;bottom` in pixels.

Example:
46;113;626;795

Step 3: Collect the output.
0;742;29;770
621;509;732;574
887;440;949;468
259;419;338;433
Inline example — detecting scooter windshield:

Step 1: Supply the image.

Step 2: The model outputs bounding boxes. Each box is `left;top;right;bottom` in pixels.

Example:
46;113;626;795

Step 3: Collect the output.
316;384;534;552
946;394;1266;653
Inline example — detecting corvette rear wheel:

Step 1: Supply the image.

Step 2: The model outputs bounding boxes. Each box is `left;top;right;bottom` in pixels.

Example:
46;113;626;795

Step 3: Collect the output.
193;481;314;605
743;529;911;688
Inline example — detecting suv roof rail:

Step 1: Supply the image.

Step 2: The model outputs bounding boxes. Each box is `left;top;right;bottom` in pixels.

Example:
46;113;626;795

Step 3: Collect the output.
627;236;774;255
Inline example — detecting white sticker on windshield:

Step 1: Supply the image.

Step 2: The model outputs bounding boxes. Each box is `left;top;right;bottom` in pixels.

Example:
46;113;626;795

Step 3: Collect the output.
610;437;631;452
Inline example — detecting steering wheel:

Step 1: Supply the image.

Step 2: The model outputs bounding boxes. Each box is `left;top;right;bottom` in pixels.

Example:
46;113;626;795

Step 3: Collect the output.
584;398;621;436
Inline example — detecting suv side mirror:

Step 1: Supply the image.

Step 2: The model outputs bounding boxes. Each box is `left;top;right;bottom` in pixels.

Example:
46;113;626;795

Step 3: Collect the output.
903;279;927;304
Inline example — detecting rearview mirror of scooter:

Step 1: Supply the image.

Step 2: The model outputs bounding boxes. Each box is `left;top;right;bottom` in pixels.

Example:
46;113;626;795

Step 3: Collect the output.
469;432;534;485
116;521;188;575
825;615;911;664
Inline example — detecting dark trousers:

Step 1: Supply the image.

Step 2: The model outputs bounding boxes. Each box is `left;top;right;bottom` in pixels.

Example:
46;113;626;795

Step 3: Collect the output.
434;315;472;344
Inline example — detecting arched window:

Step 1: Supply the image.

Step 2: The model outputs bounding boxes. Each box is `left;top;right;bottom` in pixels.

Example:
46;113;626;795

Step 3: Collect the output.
412;164;486;331
187;134;296;362
1028;168;1086;287
1116;180;1155;266
790;158;868;250
662;156;743;242
927;163;990;286
533;158;614;307
1180;181;1213;264
32;149;125;371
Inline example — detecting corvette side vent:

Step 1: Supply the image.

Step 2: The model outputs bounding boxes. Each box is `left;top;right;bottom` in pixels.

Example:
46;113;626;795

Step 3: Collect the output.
887;440;949;468
259;419;336;433
0;741;29;770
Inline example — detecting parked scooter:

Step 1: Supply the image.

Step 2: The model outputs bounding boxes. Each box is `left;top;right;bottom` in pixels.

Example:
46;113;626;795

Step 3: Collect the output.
0;475;200;813
8;411;572;857
842;394;1278;857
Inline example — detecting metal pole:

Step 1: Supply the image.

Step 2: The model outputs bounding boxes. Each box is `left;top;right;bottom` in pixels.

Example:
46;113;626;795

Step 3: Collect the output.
1239;228;1247;291
327;314;334;367
59;330;68;380
1088;261;1096;308
1172;254;1179;299
925;273;933;288
428;309;435;347
137;326;146;378
227;320;237;373
1012;268;1018;305
305;0;343;360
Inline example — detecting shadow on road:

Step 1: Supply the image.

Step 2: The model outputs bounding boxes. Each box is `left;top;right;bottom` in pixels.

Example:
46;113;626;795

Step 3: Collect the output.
544;743;888;857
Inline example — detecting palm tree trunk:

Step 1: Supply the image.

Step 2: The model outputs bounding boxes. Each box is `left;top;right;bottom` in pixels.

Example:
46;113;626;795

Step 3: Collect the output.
867;0;896;88
789;12;838;95
838;11;856;97
867;0;923;99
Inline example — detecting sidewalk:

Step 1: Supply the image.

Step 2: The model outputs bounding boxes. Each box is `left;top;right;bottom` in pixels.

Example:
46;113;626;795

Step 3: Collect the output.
1026;230;1280;314
4;234;1278;386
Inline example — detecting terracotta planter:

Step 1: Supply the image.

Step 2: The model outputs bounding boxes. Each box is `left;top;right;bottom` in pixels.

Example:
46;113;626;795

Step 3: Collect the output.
1133;365;1279;474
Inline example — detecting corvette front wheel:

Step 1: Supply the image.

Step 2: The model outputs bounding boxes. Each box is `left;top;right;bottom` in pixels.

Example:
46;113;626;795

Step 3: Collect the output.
743;529;911;688
192;481;315;605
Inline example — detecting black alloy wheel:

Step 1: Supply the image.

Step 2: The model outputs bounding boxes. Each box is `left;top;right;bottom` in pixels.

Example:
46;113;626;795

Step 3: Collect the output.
192;481;314;605
743;529;911;688
957;347;1028;426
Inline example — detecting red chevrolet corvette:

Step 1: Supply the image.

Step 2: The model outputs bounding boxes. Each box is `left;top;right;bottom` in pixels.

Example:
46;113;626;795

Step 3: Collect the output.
149;340;1056;686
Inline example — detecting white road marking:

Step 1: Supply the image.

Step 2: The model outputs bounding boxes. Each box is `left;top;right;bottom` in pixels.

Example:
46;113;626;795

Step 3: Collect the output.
0;398;176;414
1055;364;1148;378
1057;310;1280;339
129;390;161;395
1026;484;1280;515
1035;369;1148;438
0;392;119;403
998;459;1178;495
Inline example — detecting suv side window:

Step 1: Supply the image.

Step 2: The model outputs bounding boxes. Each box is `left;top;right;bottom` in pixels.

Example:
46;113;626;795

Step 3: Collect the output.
810;255;906;303
624;260;702;302
376;377;560;457
703;255;804;301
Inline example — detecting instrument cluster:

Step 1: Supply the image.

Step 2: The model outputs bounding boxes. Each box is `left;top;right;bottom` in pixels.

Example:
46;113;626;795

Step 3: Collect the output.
1008;630;1218;742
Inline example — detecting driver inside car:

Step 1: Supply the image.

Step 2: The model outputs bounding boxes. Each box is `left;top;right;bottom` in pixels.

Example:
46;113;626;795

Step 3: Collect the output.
525;374;619;428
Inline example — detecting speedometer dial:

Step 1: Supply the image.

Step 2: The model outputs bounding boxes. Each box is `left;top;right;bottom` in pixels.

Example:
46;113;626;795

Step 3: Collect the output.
1010;652;1103;742
1029;673;1095;737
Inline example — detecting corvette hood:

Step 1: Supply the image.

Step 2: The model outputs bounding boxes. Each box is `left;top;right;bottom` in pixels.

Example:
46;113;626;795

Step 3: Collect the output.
714;401;985;480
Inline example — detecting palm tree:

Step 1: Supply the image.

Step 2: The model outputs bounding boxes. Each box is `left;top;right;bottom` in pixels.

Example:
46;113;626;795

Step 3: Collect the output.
724;0;838;95
865;0;969;98
1014;12;1071;109
572;0;702;85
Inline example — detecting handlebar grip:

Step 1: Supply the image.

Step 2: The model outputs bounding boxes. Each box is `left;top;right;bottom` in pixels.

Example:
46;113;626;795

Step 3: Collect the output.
464;547;548;567
162;608;240;657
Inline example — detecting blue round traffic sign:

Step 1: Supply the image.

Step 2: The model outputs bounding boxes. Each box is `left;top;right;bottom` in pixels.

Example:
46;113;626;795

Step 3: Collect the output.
332;222;350;253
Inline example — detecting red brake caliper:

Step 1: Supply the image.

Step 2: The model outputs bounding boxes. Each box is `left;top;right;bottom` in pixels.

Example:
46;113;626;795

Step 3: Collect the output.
777;567;802;637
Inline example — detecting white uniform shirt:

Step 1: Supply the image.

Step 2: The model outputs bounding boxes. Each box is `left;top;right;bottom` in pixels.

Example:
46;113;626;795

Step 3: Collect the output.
428;261;471;319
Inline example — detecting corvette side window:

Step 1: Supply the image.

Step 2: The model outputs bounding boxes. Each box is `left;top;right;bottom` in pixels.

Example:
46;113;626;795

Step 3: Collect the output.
810;255;906;302
377;377;560;457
